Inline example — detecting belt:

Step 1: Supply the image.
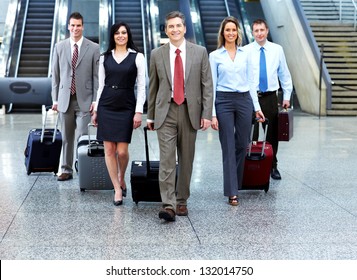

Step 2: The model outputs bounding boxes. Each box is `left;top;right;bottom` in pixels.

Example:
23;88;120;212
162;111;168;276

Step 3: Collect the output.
105;85;133;90
257;90;277;98
171;98;187;104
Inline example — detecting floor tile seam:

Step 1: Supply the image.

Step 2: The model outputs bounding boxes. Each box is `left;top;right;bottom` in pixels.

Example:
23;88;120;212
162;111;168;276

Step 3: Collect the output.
0;176;39;244
284;171;357;219
187;216;202;245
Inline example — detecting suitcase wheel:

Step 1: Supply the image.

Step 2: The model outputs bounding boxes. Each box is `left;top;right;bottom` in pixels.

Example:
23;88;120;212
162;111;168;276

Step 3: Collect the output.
27;170;31;175
74;160;78;172
80;188;85;192
264;184;269;193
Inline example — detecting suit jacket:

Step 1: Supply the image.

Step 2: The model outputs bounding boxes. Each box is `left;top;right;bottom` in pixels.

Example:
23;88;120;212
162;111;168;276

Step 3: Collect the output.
51;37;100;113
148;41;213;130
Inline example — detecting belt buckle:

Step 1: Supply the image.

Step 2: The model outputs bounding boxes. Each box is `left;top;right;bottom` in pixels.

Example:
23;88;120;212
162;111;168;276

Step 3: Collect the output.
111;85;118;89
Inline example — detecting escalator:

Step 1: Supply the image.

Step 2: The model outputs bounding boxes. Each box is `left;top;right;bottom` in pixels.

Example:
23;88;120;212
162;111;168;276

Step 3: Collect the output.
0;0;58;112
17;0;56;77
114;0;148;54
197;0;228;53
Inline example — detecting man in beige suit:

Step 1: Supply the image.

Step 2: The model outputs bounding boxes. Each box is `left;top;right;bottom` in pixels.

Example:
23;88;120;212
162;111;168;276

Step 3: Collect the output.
51;12;100;181
147;11;213;222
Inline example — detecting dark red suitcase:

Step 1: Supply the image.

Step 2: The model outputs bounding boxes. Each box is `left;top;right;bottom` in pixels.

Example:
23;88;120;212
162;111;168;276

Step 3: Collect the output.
24;106;62;175
242;119;273;192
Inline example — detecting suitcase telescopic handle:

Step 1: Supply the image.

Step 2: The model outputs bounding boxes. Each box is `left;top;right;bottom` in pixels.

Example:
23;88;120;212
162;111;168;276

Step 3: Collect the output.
87;123;97;154
248;118;269;157
143;127;151;174
40;105;59;143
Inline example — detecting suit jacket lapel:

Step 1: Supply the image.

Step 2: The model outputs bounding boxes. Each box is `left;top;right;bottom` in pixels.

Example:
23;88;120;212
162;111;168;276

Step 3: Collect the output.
76;38;88;68
185;41;194;82
162;43;172;86
66;39;72;66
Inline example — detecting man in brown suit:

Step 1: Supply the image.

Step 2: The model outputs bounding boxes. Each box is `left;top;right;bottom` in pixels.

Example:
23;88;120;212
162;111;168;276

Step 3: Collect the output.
147;11;213;222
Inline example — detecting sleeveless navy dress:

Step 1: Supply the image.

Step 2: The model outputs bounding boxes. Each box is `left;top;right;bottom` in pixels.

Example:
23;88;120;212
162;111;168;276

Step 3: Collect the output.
97;52;138;143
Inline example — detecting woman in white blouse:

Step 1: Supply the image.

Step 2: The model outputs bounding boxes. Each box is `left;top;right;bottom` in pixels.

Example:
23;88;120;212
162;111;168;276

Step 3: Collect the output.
92;22;146;206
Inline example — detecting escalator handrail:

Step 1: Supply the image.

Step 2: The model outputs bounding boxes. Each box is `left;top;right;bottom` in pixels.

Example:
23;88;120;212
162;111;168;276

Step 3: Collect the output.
140;0;149;80
48;0;62;77
14;0;30;77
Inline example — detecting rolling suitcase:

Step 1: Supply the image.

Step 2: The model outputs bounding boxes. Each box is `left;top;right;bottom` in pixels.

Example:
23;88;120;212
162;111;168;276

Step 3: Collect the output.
130;127;162;204
77;124;113;192
242;119;273;192
24;106;62;175
130;127;178;204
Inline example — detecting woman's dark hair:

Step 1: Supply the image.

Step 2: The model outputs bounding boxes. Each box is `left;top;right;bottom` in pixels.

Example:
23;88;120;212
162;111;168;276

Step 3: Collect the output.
103;22;140;56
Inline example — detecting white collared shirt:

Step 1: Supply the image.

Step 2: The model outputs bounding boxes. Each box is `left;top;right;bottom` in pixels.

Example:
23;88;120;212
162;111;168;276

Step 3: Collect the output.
169;40;186;96
244;40;293;101
95;48;146;113
70;37;83;58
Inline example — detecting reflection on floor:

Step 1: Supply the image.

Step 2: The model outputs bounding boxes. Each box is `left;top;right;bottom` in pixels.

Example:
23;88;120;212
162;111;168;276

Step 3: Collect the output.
0;109;356;260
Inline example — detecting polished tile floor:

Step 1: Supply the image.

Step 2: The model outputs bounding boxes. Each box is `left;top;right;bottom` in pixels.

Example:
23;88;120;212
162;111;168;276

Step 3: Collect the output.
0;108;356;260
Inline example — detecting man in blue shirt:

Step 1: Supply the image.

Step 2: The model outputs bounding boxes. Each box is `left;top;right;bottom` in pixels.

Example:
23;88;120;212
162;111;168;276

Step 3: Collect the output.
245;19;293;180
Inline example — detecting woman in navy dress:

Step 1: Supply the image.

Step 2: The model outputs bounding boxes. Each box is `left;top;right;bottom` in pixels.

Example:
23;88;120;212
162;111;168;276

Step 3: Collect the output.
92;22;146;206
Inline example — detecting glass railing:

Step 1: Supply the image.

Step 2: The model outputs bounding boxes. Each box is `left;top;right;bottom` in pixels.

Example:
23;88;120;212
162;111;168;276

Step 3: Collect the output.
48;0;68;77
189;0;205;46
98;0;112;53
0;0;27;77
0;0;20;76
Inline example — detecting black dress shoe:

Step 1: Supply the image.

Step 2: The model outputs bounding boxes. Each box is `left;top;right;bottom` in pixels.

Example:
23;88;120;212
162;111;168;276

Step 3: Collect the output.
159;208;176;222
271;168;281;180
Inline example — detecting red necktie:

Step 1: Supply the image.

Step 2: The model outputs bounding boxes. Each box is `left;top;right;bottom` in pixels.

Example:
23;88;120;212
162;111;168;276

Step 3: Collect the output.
70;43;78;95
173;49;184;105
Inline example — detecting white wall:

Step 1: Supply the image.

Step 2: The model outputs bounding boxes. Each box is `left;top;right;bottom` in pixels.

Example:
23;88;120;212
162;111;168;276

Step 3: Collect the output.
261;0;326;115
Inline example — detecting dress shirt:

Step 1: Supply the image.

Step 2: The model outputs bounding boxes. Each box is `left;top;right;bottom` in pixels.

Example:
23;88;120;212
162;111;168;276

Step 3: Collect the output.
70;37;83;58
209;46;260;116
95;48;146;113
245;40;292;101
169;40;186;97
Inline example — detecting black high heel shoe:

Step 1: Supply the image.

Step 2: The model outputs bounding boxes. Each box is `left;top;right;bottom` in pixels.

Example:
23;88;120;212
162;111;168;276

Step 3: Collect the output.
113;191;123;206
121;186;127;197
113;199;123;206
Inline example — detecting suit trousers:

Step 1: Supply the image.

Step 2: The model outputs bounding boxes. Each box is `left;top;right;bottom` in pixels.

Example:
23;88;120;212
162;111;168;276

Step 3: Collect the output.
253;93;279;168
60;94;91;173
216;91;253;195
156;102;197;211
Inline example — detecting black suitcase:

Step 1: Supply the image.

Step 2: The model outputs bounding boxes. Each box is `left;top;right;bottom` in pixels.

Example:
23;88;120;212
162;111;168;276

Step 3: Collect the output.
130;127;177;204
24;106;62;175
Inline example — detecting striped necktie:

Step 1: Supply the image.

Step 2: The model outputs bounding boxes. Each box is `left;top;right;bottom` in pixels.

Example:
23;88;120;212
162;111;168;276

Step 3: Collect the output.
70;43;78;95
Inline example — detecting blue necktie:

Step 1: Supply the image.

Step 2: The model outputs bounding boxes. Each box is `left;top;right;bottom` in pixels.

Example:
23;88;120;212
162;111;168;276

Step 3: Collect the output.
259;47;268;92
